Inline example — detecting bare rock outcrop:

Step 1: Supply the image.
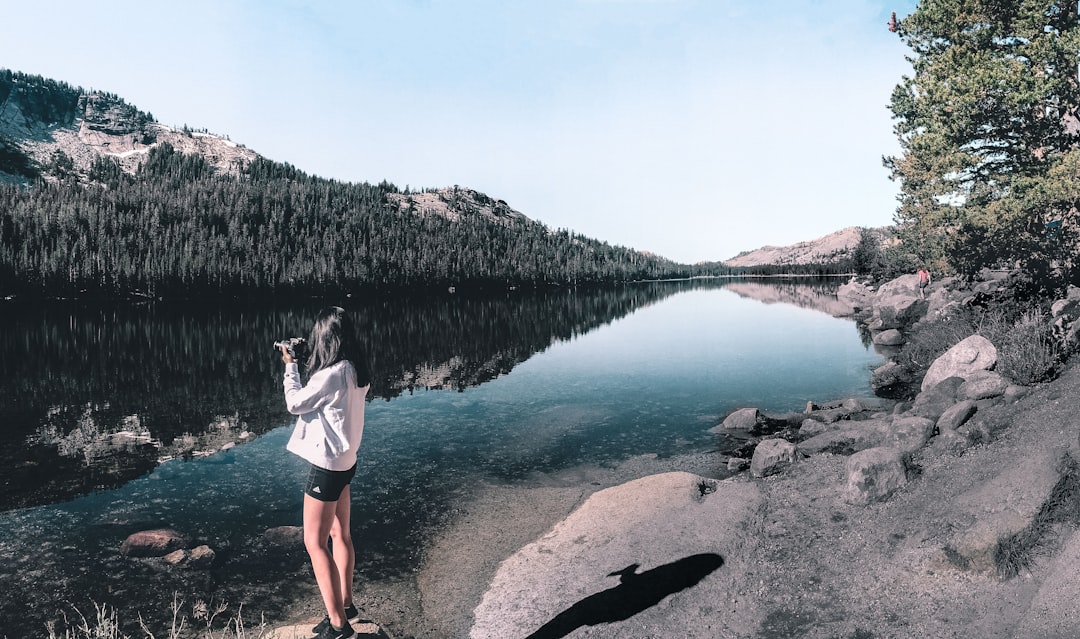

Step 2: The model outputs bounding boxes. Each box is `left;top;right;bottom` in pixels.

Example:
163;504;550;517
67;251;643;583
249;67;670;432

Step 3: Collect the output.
469;472;763;639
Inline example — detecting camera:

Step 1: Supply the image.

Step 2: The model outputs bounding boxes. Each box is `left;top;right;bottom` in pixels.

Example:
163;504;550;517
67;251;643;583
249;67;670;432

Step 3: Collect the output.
273;337;309;362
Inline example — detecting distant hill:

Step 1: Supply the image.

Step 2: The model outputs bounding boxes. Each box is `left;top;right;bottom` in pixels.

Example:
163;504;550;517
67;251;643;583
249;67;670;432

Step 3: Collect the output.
723;226;890;268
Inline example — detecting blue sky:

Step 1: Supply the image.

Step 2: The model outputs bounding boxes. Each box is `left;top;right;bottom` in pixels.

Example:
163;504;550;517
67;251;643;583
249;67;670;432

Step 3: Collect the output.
1;0;918;264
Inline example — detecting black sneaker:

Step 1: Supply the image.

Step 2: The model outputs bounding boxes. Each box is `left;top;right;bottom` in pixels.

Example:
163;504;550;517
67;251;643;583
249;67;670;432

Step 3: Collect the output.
312;605;361;634
314;621;354;639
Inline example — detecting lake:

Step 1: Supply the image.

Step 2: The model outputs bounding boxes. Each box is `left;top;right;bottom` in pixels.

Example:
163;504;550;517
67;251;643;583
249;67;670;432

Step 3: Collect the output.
0;278;883;636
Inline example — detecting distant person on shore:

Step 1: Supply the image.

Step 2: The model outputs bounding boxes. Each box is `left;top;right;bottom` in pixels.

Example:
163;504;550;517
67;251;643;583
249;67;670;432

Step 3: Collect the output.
280;306;371;639
917;266;931;298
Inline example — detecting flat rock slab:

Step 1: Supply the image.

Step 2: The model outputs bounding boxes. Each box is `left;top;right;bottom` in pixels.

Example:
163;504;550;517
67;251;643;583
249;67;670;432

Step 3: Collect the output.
1012;527;1080;637
470;471;763;639
944;446;1069;575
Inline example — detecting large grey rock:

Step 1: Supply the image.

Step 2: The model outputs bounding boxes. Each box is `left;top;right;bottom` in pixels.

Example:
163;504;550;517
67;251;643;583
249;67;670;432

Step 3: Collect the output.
798;418;838;439
750;438;797;478
883;416;935;456
711;407;760;432
921;335;998;391
843;447;907;505
872;275;928;328
470;472;763;639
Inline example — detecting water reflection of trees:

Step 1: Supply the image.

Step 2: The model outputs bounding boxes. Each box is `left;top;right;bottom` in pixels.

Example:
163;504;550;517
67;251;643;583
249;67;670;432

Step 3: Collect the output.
0;281;687;509
0;278;845;509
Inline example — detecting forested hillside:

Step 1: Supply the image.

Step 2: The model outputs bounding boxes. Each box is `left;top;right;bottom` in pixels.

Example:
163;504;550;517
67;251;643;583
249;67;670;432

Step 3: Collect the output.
0;71;695;298
0;145;691;297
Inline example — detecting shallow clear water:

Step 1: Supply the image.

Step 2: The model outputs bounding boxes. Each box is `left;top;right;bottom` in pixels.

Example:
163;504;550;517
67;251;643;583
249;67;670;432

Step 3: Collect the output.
0;280;882;634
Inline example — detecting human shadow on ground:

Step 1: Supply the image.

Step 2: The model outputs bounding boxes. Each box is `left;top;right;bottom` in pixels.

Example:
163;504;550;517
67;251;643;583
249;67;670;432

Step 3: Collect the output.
523;553;724;639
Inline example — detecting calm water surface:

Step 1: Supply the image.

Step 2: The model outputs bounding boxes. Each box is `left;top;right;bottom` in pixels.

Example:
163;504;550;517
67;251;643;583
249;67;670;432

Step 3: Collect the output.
0;279;882;635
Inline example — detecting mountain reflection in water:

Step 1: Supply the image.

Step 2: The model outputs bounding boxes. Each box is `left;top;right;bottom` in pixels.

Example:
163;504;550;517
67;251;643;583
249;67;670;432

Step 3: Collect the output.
0;279;759;511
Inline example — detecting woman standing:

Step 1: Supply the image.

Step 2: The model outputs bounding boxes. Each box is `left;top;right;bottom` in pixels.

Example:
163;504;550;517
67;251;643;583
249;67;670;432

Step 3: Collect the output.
280;306;371;639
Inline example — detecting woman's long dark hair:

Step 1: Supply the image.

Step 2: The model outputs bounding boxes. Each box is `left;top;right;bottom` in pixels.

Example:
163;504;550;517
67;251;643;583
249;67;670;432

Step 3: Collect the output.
306;306;371;386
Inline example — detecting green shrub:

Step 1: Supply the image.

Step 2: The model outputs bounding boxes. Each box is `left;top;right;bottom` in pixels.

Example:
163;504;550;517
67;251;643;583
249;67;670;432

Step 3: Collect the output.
979;309;1060;385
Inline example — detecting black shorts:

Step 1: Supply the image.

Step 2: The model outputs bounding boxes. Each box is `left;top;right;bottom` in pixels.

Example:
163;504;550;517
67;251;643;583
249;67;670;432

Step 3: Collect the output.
304;463;356;502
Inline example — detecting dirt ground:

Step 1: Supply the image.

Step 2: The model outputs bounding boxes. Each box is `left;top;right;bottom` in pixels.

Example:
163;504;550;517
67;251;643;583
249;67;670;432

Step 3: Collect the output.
273;361;1080;639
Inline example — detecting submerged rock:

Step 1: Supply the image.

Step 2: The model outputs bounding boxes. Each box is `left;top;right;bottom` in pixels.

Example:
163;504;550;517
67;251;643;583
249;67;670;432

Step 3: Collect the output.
120;528;189;558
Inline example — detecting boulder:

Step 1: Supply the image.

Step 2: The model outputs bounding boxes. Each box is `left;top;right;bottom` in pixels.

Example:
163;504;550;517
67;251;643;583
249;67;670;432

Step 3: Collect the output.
936;400;977;432
883;416;935;456
872;329;905;346
921;335;998;391
957;370;1009;401
837;279;874;312
872;275;928;328
750;438;798;478
911;377;964;421
711;407;760;432
798;418;836;439
727;457;750;472
871;361;915;398
843;447;908;505
120;528;190;558
1052;298;1080;321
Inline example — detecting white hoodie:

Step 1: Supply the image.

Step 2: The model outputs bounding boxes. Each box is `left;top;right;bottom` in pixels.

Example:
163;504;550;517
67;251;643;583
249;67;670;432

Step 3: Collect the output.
283;360;369;471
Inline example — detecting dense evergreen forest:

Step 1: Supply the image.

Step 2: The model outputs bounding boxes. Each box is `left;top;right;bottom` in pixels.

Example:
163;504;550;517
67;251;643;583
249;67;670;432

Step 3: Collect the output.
0;144;708;297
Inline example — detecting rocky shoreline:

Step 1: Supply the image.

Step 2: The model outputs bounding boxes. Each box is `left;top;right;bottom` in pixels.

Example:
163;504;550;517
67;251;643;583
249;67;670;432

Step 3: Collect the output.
261;270;1080;638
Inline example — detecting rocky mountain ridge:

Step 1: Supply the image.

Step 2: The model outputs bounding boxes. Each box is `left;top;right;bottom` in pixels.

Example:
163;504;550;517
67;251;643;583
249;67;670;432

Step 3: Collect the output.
0;71;257;183
724;226;888;268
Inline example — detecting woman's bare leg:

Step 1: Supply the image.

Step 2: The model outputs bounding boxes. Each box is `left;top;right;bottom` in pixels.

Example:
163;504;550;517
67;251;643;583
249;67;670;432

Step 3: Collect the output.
330;485;356;609
304;494;348;628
